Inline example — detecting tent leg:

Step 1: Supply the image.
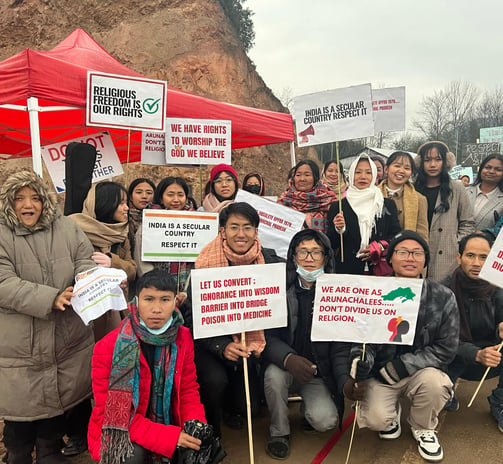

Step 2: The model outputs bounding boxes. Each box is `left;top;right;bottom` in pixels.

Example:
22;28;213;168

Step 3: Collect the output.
28;97;43;176
289;140;296;168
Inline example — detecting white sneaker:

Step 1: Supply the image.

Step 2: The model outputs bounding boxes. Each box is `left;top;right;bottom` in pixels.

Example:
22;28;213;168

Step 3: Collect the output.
411;428;443;462
378;403;401;440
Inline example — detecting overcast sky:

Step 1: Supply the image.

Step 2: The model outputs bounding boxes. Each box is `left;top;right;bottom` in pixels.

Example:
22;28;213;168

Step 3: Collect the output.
246;0;503;132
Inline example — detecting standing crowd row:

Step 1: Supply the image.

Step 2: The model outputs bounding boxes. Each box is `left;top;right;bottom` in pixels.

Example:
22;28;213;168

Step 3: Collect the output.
0;139;502;463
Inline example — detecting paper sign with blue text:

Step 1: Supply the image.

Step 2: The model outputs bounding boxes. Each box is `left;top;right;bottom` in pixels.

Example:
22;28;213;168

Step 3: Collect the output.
191;263;287;339
312;274;423;344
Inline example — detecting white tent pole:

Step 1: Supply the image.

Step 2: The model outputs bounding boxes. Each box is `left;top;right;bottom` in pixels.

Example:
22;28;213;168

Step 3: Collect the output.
27;97;43;176
289;140;296;168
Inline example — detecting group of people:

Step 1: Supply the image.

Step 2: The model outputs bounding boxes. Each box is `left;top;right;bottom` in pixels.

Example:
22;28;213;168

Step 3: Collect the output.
0;138;501;464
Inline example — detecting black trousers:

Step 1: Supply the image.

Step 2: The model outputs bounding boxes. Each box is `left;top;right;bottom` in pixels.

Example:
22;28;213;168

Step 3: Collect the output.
3;414;65;448
65;398;92;438
194;348;261;437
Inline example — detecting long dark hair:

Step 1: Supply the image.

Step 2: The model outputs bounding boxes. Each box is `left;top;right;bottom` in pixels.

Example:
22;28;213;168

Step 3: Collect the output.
94;181;128;223
474;153;503;191
415;143;452;213
154;177;189;207
386;151;416;180
322;160;347;184
127;177;155;206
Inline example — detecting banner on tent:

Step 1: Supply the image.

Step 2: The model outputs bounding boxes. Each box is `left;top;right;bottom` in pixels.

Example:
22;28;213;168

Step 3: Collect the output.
235;189;304;259
294;83;374;146
86;71;167;131
141;210;219;262
191;263;287;339
371;87;406;133
311;274;422;344
41;132;123;193
165;118;231;165
479;228;503;289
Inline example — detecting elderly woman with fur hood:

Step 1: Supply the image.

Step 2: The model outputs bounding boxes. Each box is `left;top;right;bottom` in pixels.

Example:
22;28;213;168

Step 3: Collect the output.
0;169;95;464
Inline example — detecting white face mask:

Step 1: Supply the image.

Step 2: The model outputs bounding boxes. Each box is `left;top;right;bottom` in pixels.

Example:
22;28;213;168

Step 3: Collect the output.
296;264;324;282
140;316;173;335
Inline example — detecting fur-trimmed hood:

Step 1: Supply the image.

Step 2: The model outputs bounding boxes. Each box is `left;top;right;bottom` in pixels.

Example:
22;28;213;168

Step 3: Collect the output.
0;169;58;231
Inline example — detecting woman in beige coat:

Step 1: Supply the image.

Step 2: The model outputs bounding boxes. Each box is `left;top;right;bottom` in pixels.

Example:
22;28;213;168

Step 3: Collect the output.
414;141;475;281
0;169;95;464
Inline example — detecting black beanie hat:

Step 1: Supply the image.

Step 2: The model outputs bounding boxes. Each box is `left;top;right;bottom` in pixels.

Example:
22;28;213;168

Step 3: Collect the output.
386;230;430;267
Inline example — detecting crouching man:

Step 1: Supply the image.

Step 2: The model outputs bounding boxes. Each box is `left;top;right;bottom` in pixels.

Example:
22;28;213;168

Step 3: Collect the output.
88;270;211;463
262;229;343;460
444;232;503;433
342;230;459;462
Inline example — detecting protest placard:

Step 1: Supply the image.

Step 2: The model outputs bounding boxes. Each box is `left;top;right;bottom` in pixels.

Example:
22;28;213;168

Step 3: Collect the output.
86;71;167;131
191;263;287;340
141;130;166;165
293;83;374;146
71;267;127;325
480;126;503;146
449;165;473;182
311;274;423;344
41;132;123;193
479;228;503;289
460;142;501;167
235;189;304;258
371;86;406;133
141;210;219;262
165;118;231;165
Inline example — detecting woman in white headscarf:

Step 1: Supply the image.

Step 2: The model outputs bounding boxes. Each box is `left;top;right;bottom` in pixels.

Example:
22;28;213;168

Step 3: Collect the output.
327;154;401;275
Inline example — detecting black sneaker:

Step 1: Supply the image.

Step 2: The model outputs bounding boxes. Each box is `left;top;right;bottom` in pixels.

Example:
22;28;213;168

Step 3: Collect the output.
444;395;459;411
62;436;88;457
302;417;316;434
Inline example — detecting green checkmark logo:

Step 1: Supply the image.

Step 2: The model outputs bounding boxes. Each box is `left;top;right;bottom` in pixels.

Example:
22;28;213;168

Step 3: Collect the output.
143;98;161;114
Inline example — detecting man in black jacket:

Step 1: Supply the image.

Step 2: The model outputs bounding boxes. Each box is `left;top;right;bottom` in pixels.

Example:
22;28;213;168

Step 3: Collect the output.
444;232;503;434
262;229;343;460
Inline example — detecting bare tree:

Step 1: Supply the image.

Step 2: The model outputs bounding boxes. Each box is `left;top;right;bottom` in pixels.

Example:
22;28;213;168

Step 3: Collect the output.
476;87;503;129
414;81;479;156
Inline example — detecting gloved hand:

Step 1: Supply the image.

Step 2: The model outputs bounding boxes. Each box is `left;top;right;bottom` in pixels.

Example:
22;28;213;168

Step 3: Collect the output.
378;358;409;385
343;378;366;401
350;357;372;381
284;354;317;384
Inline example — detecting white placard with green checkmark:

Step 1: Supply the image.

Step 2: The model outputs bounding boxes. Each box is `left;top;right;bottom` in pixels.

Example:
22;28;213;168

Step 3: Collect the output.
86;71;167;132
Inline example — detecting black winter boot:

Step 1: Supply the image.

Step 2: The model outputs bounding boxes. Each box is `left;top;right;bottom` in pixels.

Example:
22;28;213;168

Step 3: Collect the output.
34;439;69;464
5;445;33;464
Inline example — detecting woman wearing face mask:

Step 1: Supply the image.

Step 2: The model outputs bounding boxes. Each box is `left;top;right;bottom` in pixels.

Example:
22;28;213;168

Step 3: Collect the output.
378;151;429;243
278;159;336;233
127;178;155;252
201;164;239;212
327;154;401;275
414;141;475;282
465;153;503;231
0;169;95;464
243;172;265;196
321;160;348;199
134;177;194;308
70;181;137;340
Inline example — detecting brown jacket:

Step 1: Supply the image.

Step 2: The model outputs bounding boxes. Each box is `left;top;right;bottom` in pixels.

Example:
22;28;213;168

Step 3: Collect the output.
0;170;95;421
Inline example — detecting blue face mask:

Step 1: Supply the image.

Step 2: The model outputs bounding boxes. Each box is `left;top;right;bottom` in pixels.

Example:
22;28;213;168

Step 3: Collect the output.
296;264;324;282
140;316;173;335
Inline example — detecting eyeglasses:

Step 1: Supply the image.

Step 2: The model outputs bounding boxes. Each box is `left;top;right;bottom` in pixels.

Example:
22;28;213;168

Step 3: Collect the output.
394;249;425;260
295;250;325;261
214;177;234;185
226;225;256;233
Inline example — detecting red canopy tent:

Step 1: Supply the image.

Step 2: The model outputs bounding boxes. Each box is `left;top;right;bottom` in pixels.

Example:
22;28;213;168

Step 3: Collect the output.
0;29;294;172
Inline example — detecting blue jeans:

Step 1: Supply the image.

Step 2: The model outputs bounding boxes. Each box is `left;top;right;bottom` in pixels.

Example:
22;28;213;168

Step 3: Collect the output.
263;363;339;437
448;354;503;404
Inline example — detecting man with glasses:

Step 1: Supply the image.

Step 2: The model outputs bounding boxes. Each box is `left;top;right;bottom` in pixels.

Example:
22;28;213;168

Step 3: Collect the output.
342;230;459;462
192;202;282;440
262;229;342;460
444;232;503;434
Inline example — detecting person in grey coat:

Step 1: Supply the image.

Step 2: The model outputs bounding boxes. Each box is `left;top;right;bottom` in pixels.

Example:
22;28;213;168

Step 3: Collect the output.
414;141;475;281
0;169;95;464
465;153;503;231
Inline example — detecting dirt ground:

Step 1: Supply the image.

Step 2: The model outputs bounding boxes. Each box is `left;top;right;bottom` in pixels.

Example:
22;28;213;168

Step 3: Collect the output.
1;377;502;464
